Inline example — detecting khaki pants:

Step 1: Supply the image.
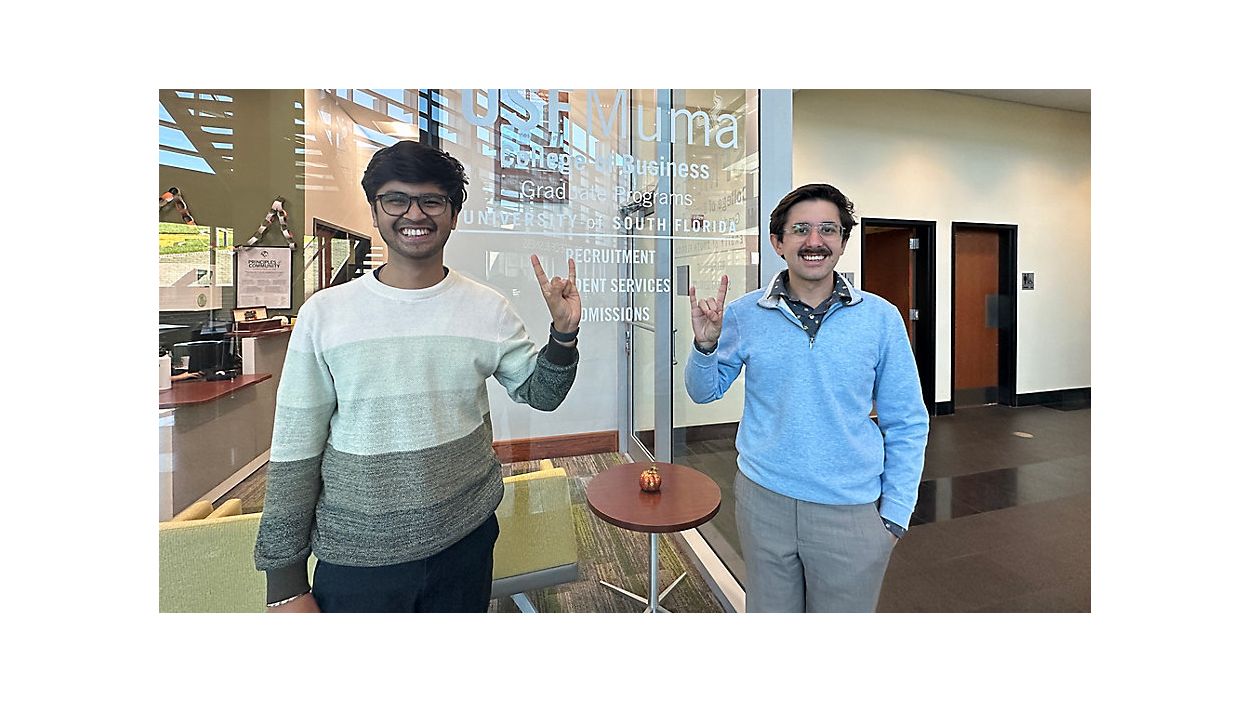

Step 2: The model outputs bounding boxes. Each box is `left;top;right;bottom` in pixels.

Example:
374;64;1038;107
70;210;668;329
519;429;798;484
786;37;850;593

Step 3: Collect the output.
735;470;896;613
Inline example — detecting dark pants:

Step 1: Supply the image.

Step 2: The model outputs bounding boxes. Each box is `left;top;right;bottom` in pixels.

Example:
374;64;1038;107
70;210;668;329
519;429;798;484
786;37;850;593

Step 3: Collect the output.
311;514;499;613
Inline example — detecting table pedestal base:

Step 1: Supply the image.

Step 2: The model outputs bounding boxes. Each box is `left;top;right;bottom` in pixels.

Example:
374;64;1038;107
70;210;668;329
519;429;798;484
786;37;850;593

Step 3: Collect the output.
598;533;687;613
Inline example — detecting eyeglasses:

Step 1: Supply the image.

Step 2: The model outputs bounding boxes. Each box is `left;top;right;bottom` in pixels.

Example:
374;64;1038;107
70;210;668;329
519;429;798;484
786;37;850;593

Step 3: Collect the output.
789;221;844;238
376;192;452;217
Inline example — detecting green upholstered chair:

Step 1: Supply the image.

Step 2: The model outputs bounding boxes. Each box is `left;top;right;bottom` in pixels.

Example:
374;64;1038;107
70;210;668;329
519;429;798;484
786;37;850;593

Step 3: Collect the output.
490;462;580;612
159;512;269;612
206;498;243;519
170;500;214;522
159;460;579;613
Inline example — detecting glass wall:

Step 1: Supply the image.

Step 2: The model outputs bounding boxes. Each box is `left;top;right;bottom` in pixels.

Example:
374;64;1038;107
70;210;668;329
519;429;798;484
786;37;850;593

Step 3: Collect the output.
158;89;305;520
158;86;760;583
669;90;759;580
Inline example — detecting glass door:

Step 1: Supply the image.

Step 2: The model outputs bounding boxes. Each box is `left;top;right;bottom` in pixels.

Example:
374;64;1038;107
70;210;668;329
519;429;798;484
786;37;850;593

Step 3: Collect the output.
669;89;759;583
621;89;761;583
625;89;673;462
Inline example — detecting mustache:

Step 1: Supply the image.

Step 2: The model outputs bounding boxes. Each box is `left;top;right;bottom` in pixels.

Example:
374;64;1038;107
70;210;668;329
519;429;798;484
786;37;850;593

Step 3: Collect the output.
798;247;832;256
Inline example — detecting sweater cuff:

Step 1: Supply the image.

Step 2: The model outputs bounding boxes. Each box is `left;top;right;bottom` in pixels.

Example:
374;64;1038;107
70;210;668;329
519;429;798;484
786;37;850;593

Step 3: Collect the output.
265;562;311;604
882;518;907;539
689;342;719;363
543;339;577;366
878;498;912;529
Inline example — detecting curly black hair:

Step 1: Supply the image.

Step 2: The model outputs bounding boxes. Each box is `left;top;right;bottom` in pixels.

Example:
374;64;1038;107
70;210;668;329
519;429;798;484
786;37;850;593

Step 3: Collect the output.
360;140;469;215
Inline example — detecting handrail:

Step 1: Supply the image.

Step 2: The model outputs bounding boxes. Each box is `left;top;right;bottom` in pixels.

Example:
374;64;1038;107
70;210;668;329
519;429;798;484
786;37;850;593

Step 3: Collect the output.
303;231;373;294
303;243;322;272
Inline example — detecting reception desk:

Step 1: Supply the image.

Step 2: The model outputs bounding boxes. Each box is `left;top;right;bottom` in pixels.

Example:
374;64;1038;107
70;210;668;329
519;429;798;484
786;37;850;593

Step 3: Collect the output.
159;373;272;409
157;327;291;519
235;328;292;376
159;374;273;519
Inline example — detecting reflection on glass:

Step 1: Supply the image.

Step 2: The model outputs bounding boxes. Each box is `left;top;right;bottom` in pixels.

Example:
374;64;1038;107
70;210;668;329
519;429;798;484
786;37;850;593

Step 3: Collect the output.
159;86;764;581
158;89;306;523
669;89;761;582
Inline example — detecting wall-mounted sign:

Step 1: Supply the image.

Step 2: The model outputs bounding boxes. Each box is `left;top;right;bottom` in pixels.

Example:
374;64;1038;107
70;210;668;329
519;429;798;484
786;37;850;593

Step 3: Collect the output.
237;246;291;309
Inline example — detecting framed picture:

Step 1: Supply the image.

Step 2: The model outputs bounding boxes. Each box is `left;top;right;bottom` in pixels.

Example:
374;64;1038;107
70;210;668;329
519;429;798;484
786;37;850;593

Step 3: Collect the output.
235;246;291;308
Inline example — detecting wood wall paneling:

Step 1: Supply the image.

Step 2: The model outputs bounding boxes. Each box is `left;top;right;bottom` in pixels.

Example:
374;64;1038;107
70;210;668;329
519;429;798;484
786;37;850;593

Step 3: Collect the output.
493;430;619;464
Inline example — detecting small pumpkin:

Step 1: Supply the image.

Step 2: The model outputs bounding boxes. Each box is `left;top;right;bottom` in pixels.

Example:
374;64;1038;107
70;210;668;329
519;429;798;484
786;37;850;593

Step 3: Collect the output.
639;465;662;492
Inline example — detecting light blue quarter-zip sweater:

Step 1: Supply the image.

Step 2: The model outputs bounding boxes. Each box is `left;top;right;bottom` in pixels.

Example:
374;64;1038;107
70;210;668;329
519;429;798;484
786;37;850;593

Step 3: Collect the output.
684;271;929;528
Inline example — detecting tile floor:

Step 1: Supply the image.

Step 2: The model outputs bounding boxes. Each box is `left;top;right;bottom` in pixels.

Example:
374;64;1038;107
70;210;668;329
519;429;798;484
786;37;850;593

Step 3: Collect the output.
224;402;1090;612
676;402;1091;612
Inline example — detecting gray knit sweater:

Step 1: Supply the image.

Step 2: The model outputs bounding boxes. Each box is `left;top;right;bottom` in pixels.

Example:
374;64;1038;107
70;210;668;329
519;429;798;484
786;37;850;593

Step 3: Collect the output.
254;269;577;603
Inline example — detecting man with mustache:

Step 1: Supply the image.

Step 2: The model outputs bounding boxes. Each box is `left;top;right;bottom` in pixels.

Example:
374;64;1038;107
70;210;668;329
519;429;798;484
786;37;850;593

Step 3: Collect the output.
255;140;581;612
685;183;928;612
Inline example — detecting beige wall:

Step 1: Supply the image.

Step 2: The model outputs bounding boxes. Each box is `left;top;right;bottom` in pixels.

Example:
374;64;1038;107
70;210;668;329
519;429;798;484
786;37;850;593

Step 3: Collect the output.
793;89;1091;400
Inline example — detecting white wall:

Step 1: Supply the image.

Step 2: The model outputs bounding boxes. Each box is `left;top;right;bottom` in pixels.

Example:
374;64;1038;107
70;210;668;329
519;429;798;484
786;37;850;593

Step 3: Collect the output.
793;90;1091;399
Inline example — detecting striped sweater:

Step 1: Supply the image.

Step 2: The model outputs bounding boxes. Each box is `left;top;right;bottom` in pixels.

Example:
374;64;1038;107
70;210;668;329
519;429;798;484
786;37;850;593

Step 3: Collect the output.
254;268;578;603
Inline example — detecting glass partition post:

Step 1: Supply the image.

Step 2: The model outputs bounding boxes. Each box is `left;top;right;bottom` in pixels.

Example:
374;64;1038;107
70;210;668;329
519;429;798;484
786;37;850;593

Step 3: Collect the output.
624;90;676;464
625;90;663;461
653;89;675;463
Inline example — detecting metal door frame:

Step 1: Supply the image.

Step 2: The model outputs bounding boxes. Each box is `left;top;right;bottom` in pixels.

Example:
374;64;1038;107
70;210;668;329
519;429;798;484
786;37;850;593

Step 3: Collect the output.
621;90;675;463
860;217;938;415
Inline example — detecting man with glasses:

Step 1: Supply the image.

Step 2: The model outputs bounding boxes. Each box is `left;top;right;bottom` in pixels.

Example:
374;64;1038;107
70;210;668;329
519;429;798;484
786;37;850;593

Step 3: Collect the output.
684;183;928;612
255;140;581;612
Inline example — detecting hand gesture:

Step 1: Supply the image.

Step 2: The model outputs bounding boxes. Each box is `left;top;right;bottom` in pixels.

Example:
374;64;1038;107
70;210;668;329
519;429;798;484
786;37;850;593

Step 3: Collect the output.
531;255;582;334
690;274;729;347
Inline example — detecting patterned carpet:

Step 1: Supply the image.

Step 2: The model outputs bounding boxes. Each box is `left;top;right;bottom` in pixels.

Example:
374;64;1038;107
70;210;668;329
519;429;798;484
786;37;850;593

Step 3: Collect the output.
222;452;726;613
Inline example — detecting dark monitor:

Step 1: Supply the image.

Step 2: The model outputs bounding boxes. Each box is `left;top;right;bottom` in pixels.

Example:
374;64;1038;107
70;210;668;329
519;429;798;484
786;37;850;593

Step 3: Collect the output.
173;340;228;373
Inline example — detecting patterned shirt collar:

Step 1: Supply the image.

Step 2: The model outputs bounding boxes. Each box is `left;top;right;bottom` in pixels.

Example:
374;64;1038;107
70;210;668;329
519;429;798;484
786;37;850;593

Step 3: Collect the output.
769;270;853;308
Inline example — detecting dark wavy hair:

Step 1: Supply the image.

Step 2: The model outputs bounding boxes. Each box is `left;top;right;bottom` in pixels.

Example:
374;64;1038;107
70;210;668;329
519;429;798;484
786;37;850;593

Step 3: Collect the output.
769;183;857;244
360;140;469;215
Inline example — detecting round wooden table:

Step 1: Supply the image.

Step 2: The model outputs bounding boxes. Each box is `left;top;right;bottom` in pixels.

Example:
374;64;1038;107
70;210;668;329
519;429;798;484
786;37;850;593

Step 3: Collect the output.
585;462;721;613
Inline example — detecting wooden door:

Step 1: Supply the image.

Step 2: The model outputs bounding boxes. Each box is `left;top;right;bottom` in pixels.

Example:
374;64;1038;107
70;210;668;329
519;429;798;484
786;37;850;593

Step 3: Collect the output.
862;226;916;347
954;227;1000;404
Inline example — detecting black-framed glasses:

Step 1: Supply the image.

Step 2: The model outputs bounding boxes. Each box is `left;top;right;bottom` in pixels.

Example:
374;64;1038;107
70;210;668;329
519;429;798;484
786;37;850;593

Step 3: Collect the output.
789;221;844;238
376;192;451;217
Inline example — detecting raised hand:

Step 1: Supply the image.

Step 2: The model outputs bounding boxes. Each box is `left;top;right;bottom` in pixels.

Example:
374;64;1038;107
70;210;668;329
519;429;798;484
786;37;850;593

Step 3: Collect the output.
530;255;582;335
690;274;729;348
